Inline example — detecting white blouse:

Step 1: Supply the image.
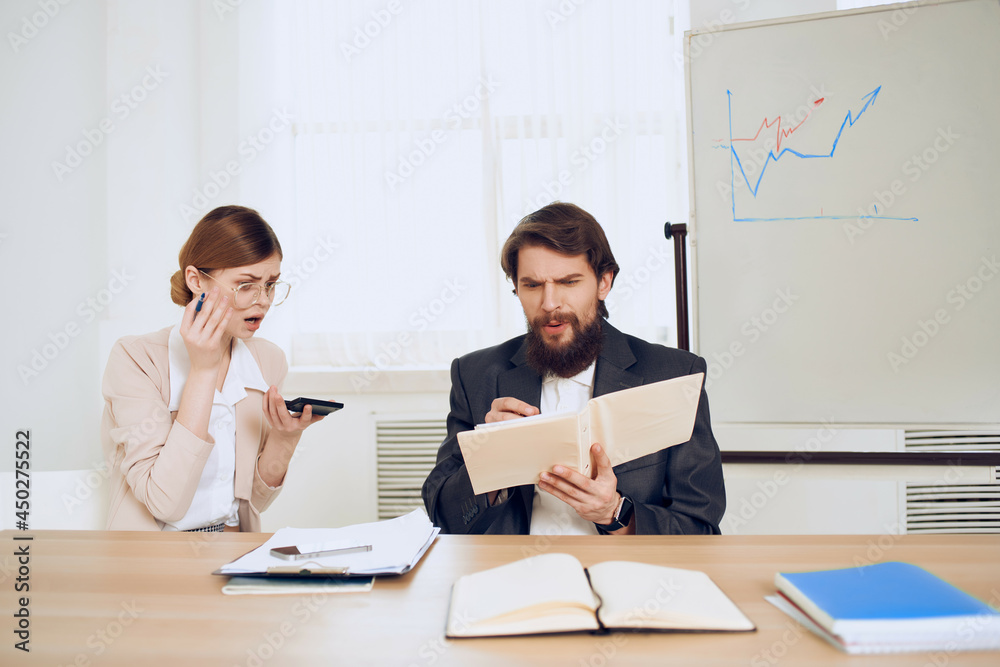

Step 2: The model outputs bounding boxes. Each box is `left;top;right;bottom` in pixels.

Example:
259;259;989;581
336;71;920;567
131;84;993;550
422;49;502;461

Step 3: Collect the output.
161;325;269;531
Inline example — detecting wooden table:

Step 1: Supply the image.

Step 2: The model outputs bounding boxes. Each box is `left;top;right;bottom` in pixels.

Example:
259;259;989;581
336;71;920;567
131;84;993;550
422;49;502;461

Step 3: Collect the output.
3;530;999;666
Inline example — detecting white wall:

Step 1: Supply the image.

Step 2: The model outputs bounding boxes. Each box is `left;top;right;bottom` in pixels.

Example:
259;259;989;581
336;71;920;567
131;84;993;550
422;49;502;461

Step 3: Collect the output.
2;0;108;476
1;0;247;528
2;0;922;533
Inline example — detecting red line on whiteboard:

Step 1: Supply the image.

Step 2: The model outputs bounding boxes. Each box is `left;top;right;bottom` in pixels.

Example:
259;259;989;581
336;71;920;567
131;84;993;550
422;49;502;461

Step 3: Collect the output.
724;97;825;153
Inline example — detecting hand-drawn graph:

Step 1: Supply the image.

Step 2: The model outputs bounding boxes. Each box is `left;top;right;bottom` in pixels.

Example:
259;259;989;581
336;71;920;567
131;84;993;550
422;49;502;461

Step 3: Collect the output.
724;87;919;222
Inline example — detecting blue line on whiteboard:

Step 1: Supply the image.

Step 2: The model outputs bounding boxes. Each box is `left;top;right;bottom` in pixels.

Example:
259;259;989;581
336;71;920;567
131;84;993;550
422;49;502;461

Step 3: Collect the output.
735;215;920;222
727;87;919;223
728;88;737;221
731;87;881;198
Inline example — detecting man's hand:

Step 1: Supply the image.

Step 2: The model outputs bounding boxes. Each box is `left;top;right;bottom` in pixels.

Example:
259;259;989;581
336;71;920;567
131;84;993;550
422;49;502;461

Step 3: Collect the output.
485;397;540;423
484;397;540;504
538;443;634;534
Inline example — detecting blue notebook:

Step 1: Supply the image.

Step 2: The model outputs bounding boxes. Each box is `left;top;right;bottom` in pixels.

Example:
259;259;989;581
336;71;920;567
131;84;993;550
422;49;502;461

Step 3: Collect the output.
773;561;1000;654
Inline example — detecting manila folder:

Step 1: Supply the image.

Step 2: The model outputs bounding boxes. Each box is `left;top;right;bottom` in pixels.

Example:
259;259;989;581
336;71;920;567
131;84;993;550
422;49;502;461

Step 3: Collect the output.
458;372;704;495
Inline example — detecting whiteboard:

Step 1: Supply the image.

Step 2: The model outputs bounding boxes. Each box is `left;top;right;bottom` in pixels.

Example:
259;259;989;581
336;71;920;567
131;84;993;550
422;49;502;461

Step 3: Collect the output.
686;0;1000;426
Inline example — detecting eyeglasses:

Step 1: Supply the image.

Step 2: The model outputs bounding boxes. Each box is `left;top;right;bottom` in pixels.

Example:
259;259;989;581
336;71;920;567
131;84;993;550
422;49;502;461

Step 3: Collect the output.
198;270;291;308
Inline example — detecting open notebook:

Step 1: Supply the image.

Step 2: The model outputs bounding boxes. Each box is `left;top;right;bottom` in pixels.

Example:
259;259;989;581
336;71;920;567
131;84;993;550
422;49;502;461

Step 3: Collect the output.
446;552;755;638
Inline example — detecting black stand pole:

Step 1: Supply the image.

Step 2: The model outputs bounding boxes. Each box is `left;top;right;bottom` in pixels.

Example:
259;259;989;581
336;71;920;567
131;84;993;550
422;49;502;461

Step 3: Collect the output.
664;223;689;351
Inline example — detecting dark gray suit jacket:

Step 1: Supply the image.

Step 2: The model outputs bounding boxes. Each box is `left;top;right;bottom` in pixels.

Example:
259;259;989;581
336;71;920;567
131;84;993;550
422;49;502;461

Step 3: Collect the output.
422;320;725;535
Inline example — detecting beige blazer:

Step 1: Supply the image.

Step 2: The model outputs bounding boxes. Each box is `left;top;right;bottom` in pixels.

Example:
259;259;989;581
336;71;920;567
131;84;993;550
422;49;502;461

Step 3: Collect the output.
101;326;287;531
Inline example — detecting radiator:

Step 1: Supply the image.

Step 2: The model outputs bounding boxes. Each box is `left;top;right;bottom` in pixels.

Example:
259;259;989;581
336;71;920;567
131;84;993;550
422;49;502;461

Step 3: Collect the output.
375;416;447;519
904;430;1000;534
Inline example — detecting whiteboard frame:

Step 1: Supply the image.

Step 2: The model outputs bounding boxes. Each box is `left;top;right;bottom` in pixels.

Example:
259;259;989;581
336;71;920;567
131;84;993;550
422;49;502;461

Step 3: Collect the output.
682;0;999;429
684;0;967;358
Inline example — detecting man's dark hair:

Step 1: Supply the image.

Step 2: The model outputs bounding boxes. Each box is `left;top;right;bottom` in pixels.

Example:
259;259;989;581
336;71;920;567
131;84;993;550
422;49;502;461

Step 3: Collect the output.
500;202;620;319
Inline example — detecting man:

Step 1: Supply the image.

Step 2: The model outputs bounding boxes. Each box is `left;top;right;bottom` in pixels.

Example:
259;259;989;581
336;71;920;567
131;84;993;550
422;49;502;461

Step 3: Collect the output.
422;202;725;535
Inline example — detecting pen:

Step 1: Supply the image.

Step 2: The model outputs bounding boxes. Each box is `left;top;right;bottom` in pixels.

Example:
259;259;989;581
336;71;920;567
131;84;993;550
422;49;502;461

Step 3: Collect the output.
194;292;205;319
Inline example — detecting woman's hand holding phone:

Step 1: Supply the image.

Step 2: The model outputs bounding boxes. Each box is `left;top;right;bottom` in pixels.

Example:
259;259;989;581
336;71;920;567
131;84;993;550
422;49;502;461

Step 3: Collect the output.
263;386;326;435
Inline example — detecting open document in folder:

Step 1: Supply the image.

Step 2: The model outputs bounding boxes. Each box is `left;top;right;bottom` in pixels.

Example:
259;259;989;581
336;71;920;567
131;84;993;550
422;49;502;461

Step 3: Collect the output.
458;372;704;495
215;508;439;578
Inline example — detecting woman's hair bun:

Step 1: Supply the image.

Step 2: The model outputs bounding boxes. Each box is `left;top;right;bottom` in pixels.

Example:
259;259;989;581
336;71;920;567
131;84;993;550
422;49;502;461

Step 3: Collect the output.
169;269;192;307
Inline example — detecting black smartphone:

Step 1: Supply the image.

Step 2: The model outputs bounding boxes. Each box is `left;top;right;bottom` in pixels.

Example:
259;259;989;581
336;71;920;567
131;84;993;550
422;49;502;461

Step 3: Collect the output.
284;397;344;416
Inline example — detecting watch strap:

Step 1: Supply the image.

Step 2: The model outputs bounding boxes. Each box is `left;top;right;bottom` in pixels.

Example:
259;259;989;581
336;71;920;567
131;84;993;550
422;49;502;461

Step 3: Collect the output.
594;494;634;532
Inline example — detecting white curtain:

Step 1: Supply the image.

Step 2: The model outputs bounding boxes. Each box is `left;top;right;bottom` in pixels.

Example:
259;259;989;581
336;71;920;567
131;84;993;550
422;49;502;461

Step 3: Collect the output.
257;0;688;368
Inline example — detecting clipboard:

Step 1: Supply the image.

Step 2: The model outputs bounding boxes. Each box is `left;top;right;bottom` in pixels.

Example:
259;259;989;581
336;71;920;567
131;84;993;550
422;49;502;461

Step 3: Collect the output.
212;509;439;580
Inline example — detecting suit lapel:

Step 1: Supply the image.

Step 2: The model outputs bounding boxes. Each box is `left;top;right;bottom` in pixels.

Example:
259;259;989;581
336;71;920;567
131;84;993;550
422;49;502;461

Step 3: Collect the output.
498;340;543;408
593;321;643;397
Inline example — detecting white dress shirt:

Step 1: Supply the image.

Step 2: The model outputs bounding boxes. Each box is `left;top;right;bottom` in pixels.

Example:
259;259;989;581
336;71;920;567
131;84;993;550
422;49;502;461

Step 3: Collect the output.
528;362;600;536
162;325;270;531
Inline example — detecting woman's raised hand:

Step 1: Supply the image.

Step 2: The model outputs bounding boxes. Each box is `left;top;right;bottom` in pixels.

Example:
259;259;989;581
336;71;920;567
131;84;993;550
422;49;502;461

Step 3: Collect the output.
262;386;326;436
179;287;233;371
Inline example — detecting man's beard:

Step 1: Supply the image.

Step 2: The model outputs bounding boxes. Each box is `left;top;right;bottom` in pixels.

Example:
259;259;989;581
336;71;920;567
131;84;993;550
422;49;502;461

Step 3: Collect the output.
524;311;604;378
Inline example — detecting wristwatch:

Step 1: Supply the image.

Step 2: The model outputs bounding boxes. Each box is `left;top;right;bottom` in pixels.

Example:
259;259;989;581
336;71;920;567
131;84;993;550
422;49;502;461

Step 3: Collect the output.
594;494;634;532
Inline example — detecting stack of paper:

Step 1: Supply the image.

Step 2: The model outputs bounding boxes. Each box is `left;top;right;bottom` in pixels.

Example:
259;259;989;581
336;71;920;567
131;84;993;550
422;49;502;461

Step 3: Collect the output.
216;508;439;578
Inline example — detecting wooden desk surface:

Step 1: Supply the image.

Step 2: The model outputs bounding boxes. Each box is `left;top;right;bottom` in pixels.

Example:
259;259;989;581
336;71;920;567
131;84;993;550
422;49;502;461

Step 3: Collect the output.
3;530;999;666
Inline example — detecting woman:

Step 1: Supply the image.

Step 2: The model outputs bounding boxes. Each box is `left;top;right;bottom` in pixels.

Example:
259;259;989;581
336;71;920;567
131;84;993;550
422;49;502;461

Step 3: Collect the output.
101;205;323;531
